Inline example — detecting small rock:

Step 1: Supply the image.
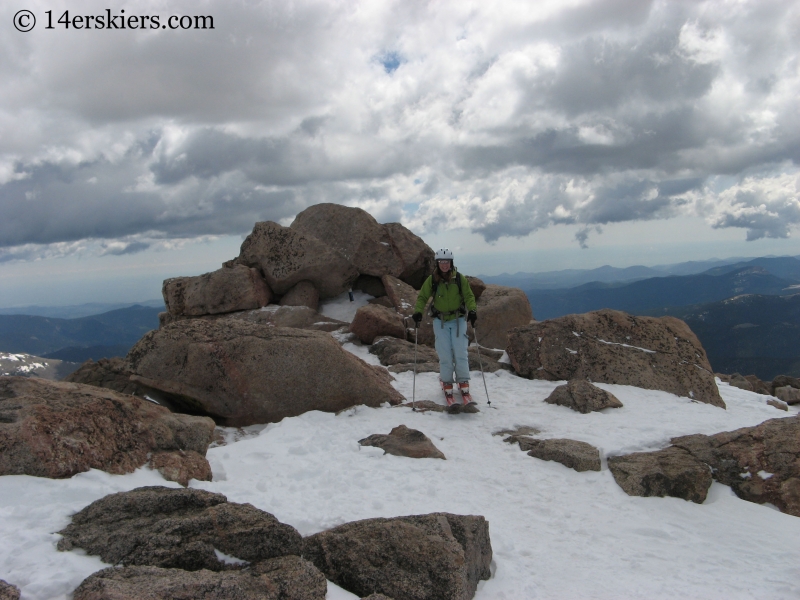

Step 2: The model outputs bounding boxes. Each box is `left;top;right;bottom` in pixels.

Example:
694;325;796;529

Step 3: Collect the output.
728;373;753;392
767;399;789;411
608;447;712;504
359;425;446;459
148;450;212;487
544;379;623;413
525;438;601;472
774;386;800;405
0;580;20;600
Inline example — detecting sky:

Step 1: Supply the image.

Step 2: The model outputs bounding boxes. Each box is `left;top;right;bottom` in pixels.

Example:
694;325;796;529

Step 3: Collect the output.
1;0;800;306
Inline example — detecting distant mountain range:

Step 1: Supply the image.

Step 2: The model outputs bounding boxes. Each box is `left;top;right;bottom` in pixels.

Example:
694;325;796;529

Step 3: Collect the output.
0;299;164;319
522;258;800;321
0;305;162;361
480;255;800;290
648;294;800;380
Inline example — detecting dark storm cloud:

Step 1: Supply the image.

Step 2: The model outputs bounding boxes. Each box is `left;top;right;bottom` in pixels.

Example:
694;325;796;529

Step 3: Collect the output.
0;0;798;257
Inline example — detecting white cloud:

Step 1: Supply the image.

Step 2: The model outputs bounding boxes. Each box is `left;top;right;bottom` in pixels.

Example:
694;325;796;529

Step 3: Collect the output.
0;0;799;258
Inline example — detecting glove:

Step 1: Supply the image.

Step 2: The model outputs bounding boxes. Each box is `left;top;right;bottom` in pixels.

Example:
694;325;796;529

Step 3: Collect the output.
467;310;477;326
412;312;423;326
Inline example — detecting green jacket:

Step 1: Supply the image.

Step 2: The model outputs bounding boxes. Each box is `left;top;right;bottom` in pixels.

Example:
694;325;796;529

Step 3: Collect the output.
413;267;477;321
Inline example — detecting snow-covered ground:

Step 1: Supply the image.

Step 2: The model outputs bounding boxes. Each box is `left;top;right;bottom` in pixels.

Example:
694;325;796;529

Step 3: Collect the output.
1;293;799;598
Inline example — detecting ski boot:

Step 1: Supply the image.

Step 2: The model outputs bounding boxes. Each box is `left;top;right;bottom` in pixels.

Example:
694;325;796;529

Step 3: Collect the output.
459;382;479;413
441;380;461;414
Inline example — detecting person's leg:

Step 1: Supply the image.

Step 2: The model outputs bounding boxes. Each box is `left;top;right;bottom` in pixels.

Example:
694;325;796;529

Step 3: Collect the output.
453;317;471;383
434;318;455;384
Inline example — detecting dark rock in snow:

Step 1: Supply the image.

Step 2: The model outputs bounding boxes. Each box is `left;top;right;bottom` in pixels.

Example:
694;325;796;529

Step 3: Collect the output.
0;377;214;484
0;580;20;600
359;425;446;459
544;379;623;413
303;513;491;600
608;447;713;504
766;398;789;411
525;438;601;472
72;556;327;600
508;309;724;408
58;487;303;571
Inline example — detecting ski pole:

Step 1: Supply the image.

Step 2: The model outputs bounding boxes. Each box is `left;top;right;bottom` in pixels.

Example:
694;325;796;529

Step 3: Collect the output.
472;325;491;406
404;316;418;412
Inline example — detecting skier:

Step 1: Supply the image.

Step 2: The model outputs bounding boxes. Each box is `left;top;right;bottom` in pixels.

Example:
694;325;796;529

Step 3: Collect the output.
412;248;478;413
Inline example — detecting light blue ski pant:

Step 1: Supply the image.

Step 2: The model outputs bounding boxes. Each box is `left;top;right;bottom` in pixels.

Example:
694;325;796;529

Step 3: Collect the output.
433;317;470;384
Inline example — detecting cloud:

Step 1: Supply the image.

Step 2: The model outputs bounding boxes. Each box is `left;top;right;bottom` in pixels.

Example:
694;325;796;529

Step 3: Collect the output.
0;0;799;257
700;172;800;240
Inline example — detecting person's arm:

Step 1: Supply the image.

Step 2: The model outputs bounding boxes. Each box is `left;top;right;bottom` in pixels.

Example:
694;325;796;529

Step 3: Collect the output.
413;276;433;314
462;274;477;312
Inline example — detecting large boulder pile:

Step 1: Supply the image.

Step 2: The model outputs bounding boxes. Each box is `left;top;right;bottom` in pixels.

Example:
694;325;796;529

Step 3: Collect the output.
609;415;800;515
59;486;492;600
126;318;404;426
507;309;724;408
0;377;214;485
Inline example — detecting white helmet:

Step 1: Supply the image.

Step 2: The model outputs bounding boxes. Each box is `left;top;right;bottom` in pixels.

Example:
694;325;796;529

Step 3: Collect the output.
435;248;454;261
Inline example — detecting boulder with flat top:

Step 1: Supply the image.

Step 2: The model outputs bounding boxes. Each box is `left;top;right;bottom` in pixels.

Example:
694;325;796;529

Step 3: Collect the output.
507;309;724;408
126;318;403;426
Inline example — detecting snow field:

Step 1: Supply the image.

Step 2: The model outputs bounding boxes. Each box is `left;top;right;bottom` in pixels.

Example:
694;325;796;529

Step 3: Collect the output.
1;294;798;599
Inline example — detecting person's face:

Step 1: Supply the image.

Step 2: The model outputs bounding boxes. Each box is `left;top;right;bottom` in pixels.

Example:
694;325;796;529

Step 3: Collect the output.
438;259;451;272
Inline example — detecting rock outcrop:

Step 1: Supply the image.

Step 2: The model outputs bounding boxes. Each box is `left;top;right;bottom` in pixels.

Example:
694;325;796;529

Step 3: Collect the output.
303;513;491;600
359;425;446;459
473;285;534;350
544;379;623;413
290;204;435;289
609;415;800;516
0;377;214;484
126;319;403;426
671;416;800;516
58;487;303;570
163;265;271;318
507;309;724;408
236;220;359;298
65;357;148;397
224;305;347;332
73;558;327;600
